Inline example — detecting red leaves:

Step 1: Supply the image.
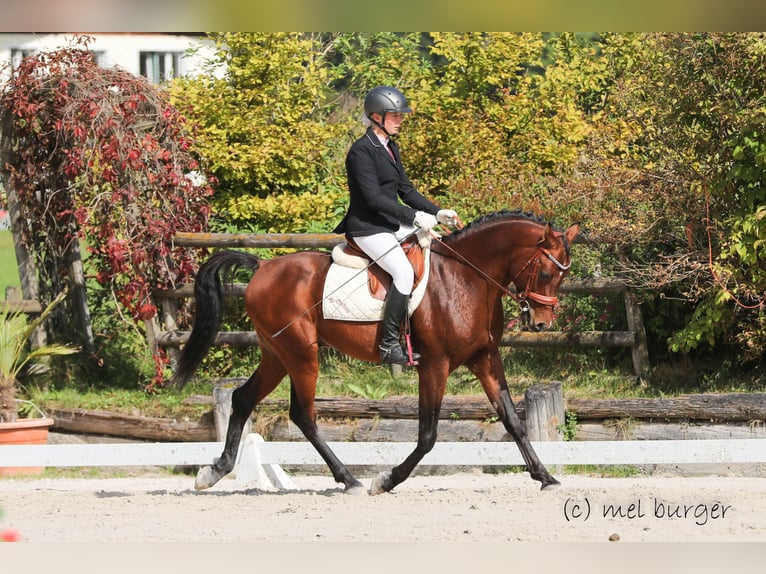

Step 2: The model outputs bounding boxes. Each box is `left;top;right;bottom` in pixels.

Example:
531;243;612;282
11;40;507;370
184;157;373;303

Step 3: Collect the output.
0;37;214;389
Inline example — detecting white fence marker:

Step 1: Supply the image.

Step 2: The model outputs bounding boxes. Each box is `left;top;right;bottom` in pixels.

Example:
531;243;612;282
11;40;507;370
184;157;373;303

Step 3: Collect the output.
2;437;765;490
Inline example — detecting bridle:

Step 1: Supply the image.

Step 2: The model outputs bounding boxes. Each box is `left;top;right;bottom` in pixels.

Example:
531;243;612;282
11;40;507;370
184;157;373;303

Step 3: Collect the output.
509;239;571;313
434;229;571;313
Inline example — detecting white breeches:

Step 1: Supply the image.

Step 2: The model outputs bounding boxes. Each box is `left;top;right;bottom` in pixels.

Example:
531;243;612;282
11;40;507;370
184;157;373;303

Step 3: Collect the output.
353;225;416;294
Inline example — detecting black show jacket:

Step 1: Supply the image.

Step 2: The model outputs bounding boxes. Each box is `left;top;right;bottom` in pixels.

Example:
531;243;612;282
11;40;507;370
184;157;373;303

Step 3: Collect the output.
334;128;440;237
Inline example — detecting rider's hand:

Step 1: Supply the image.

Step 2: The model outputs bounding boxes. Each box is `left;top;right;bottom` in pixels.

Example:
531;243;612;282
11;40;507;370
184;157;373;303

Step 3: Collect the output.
413;211;438;232
437;209;459;227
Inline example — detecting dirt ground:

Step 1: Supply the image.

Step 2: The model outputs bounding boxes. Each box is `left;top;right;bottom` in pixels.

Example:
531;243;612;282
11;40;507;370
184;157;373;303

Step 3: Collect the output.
2;467;765;543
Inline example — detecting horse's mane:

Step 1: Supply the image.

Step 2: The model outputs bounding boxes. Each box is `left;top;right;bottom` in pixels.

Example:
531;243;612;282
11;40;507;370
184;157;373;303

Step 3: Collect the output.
443;209;549;241
440;209;571;254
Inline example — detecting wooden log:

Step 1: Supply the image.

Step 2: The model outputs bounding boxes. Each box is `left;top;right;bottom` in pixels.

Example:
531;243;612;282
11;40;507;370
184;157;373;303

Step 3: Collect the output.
568;393;766;422
155;278;627;301
574;421;766;441
1;288;42;314
49;408;216;442
185;391;766;423
524;381;564;441
265;418;766;443
265;417;513;443
173;232;344;249
173;231;592;249
250;393;523;420
156;329;636;349
45;403;766;444
503;331;635;348
157;330;260;347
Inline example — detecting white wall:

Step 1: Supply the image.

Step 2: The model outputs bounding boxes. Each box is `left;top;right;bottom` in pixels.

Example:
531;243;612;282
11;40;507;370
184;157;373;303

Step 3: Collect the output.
0;33;218;83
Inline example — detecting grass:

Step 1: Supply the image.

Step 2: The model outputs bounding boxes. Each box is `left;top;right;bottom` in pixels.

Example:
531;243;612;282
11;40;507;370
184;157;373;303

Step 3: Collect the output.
0;229;21;299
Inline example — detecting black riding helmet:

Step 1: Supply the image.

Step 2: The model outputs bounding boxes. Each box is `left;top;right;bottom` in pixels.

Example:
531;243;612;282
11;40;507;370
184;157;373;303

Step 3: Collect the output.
364;86;411;135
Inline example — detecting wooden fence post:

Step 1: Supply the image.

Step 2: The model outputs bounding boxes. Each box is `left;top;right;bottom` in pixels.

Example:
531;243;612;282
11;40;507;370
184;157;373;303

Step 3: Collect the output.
5;184;46;349
213;380;252;443
524;381;565;442
623;291;651;380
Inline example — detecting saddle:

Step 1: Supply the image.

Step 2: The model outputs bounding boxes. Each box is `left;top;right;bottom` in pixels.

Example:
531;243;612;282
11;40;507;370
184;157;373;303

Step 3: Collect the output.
331;237;426;301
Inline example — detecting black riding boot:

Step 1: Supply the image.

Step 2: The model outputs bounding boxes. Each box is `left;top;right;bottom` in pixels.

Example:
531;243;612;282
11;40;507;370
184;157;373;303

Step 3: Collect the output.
379;286;420;365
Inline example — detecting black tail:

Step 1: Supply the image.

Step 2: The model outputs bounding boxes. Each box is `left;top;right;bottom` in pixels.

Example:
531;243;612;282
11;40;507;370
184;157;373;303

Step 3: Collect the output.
171;250;260;388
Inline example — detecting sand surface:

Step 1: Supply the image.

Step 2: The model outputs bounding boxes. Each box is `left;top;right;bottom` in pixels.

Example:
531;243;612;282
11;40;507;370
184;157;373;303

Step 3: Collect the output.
2;469;764;542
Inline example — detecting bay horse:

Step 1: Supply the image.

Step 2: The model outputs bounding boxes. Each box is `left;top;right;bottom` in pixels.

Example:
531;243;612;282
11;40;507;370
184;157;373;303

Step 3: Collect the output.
172;209;579;494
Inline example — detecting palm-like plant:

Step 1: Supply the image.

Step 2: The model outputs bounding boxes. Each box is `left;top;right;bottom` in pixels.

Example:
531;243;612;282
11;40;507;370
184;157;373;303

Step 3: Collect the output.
0;291;78;423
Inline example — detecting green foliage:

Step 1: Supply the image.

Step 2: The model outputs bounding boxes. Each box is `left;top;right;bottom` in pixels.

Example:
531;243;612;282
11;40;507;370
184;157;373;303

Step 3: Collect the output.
0;292;78;422
170;33;352;203
222;185;347;233
0;231;20;299
558;410;578;441
345;382;389;400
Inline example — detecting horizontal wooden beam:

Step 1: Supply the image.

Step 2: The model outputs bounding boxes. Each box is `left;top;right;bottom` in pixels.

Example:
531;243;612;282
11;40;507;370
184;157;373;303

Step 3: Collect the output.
157;329;635;349
1;299;43;313
174;232;344;249
503;331;635;348
174;231;592;249
155;277;628;300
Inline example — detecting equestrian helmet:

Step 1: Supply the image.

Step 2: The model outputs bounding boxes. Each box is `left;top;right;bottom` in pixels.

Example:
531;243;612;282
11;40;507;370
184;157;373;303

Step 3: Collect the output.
364;86;412;119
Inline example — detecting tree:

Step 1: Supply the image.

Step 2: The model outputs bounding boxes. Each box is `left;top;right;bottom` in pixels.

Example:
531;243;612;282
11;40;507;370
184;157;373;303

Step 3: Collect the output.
169;33;351;233
0;36;214;388
584;33;766;362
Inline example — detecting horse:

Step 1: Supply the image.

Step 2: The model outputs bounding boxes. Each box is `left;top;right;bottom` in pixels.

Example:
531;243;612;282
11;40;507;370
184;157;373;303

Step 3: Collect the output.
171;209;579;495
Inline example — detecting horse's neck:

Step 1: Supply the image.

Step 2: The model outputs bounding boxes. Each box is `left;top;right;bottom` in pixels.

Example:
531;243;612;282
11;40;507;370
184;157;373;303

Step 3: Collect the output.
446;226;531;285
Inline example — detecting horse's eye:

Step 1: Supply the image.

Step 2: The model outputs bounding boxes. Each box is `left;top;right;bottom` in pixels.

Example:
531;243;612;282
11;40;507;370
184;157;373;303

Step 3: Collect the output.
540;270;552;281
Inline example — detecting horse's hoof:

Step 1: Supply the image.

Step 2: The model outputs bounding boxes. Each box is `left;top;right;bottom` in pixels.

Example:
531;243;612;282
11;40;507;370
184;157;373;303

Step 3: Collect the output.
344;484;367;496
541;478;561;491
368;471;394;495
195;465;221;490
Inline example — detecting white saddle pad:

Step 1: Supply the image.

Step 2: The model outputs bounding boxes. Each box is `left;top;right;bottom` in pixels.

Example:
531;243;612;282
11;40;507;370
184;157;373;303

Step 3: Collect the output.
322;247;430;322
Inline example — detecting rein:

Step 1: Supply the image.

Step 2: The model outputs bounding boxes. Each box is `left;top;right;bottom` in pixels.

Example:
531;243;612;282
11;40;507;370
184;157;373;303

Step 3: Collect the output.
434;231;571;311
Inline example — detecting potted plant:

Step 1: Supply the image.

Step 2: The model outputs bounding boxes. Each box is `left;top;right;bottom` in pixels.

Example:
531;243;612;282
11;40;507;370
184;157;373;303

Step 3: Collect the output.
0;291;78;476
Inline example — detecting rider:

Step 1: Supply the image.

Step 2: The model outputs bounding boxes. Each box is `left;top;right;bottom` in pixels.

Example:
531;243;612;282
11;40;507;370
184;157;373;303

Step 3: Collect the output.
334;86;459;365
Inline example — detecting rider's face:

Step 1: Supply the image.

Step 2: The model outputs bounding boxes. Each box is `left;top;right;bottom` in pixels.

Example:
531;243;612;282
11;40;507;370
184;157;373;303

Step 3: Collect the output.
374;112;405;135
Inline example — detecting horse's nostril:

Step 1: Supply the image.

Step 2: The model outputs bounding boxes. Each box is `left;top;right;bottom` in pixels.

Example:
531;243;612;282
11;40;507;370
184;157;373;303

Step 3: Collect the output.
534;323;548;332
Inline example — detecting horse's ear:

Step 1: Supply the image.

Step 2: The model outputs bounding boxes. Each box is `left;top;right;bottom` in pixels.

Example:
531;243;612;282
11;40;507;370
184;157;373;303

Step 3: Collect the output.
564;223;580;244
539;223;554;245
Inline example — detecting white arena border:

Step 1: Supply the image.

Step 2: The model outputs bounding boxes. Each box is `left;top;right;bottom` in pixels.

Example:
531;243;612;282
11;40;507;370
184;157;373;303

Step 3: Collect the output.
2;436;765;490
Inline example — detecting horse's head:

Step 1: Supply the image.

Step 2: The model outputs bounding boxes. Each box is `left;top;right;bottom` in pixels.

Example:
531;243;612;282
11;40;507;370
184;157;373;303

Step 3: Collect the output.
511;222;579;332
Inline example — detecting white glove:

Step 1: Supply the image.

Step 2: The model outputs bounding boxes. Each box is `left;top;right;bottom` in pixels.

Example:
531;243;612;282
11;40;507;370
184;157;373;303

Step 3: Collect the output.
437;209;459;227
413;211;438;231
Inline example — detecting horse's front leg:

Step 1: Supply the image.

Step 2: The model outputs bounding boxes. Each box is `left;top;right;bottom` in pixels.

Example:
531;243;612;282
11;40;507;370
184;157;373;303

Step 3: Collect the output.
369;368;446;495
468;352;560;490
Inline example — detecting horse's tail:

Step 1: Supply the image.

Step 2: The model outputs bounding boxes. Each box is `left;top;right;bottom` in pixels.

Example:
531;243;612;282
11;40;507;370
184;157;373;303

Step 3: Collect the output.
171;250;260;388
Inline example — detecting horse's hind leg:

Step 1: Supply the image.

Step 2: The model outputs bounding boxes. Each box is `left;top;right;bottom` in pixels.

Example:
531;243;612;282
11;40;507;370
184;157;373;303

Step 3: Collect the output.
468;352;560;490
195;351;287;490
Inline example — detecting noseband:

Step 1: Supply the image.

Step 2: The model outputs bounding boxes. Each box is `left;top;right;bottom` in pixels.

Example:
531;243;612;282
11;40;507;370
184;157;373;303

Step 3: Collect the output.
510;244;571;312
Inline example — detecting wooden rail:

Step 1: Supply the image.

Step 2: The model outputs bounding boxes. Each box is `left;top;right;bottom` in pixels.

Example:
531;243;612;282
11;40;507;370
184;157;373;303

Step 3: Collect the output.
150;233;651;378
2;286;43;313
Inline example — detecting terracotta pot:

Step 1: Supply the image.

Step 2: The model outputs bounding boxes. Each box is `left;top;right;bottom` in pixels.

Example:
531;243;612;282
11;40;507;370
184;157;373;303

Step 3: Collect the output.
0;417;54;477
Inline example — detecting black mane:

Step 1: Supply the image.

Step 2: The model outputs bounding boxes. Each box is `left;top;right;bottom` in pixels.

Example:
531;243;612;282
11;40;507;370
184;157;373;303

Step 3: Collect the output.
442;209;552;242
440;209;572;256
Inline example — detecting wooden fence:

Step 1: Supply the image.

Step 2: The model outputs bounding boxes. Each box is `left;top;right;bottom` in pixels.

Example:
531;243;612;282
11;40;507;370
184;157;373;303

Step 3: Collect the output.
149;232;651;378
